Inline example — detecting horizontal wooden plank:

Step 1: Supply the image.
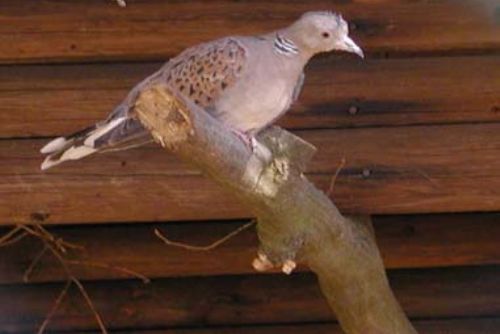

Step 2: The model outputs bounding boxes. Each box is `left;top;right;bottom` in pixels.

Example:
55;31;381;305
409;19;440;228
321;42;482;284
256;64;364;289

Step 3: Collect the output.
0;213;499;284
1;266;499;332
1;0;498;63
2;123;500;224
1;56;499;138
70;318;500;334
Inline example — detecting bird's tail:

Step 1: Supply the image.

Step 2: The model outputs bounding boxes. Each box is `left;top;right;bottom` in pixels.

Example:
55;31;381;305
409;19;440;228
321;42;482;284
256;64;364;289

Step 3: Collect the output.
40;116;151;170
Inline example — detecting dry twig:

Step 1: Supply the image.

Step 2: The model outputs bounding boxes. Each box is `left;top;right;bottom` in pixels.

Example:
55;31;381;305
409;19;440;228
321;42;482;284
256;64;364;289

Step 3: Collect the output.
36;281;71;334
17;225;108;333
23;245;49;283
155;220;256;251
326;157;346;196
35;224;84;253
40;236;109;334
2;224;149;334
66;259;150;284
0;226;29;247
0;228;28;248
72;278;108;334
0;226;21;245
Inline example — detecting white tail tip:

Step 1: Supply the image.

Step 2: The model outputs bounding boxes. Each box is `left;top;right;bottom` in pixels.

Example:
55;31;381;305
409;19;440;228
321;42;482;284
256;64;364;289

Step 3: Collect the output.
40;156;63;170
40;137;68;154
40;145;97;171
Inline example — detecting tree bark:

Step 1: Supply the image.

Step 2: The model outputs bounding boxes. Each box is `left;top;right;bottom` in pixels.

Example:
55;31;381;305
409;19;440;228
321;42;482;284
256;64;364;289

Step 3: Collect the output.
133;83;417;334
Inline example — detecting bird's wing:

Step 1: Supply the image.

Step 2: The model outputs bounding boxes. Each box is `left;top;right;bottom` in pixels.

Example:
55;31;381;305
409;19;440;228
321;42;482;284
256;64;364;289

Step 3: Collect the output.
162;37;248;110
93;37;247;151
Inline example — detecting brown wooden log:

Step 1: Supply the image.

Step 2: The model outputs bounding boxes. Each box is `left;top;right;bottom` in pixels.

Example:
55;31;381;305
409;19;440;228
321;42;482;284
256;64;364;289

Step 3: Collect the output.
1;56;499;138
2;122;500;224
0;213;499;284
0;0;498;63
71;318;500;334
133;83;415;332
0;266;499;333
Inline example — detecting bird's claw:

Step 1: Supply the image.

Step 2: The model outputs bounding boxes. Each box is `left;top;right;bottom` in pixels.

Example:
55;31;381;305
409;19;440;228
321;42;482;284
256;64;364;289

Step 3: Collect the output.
232;129;258;152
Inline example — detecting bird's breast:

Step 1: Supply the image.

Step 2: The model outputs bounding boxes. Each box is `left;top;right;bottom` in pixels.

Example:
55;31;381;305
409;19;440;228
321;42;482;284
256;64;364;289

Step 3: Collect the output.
215;74;294;133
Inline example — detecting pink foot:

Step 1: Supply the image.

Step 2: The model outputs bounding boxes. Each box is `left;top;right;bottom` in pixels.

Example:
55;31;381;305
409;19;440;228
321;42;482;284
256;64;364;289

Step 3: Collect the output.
232;129;258;152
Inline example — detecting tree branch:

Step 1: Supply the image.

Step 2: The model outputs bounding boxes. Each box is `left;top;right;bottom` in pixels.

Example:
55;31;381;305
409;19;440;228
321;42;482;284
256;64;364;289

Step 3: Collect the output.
134;83;417;334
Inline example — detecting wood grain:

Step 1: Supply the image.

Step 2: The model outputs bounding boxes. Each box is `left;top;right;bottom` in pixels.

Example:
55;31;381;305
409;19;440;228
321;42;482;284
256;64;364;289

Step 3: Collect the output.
1;56;498;138
1;266;499;332
0;214;499;284
76;318;500;334
2;123;500;224
0;0;498;63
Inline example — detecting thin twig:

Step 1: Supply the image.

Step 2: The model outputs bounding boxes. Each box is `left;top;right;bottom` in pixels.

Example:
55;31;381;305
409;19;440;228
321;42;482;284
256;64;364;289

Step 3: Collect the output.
20;224;146;283
66;260;150;284
16;225;108;334
41;239;108;334
35;224;84;253
18;225;45;245
19;225;83;251
36;280;71;334
23;245;49;283
72;278;108;334
11;225;149;333
0;231;28;248
155;220;256;251
0;226;22;246
326;157;346;196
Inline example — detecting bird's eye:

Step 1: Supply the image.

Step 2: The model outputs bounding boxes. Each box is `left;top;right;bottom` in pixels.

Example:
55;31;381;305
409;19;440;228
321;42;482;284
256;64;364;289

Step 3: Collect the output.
322;32;330;38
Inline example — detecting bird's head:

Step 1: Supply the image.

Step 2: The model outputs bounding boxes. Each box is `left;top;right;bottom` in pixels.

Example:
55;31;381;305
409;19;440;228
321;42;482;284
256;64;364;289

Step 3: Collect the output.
286;11;364;58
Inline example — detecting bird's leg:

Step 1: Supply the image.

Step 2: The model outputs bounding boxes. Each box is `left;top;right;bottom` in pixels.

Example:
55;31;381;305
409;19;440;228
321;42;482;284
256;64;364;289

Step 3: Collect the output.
232;129;258;152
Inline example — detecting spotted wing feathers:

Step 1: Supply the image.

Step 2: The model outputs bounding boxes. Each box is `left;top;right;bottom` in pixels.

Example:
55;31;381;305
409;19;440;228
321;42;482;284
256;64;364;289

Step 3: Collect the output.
164;38;246;110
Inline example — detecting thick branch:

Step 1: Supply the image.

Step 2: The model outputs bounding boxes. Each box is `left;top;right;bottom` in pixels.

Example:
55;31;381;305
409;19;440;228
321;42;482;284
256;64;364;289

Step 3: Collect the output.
134;84;417;334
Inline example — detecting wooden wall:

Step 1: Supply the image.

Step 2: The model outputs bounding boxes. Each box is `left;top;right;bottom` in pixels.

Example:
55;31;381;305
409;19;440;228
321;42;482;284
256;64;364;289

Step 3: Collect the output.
0;0;499;332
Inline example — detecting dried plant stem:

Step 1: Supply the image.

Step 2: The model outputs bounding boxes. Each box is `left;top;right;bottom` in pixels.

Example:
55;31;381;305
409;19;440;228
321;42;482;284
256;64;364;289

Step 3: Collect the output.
36;281;71;334
66;259;150;284
8;224;149;334
155;220;255;251
36;231;109;334
326;157;346;197
0;226;23;247
23;245;49;283
0;230;28;248
0;226;21;242
72;278;108;334
35;224;84;253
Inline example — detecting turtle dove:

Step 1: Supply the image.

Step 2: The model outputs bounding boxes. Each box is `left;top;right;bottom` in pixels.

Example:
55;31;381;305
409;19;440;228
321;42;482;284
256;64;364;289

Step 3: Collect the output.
40;11;363;170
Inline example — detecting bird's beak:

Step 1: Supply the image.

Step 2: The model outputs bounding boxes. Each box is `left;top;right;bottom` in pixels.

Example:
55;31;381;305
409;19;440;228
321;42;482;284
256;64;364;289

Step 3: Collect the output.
339;36;364;58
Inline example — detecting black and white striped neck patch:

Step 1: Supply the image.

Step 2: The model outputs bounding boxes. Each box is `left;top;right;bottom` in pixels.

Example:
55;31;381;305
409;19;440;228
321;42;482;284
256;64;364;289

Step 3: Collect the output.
274;34;299;56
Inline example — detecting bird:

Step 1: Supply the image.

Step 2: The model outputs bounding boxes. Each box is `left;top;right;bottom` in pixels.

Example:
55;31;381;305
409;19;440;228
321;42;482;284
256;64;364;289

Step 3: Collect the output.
40;11;363;170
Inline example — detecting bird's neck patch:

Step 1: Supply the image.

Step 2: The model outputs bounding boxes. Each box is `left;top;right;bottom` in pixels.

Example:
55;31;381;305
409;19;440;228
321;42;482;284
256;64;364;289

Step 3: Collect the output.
273;34;299;57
